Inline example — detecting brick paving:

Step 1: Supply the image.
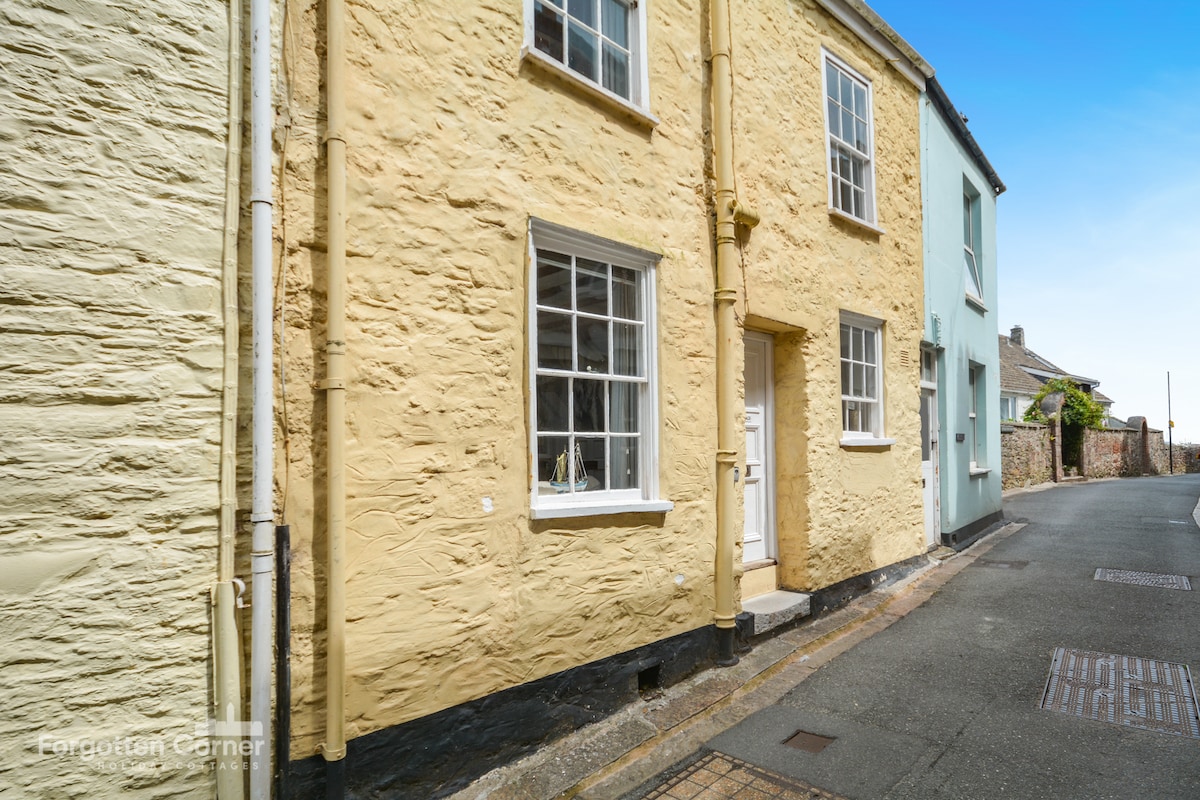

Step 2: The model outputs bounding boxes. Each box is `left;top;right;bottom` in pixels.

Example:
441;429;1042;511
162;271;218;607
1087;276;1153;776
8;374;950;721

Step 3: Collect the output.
639;752;845;800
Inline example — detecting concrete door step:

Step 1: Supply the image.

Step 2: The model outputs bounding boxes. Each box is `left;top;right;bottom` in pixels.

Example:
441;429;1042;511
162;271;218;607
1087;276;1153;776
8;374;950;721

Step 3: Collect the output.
741;590;812;636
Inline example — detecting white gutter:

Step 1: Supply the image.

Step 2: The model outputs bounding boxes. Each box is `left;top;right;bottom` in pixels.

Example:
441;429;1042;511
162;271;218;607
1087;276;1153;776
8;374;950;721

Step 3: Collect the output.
249;0;275;794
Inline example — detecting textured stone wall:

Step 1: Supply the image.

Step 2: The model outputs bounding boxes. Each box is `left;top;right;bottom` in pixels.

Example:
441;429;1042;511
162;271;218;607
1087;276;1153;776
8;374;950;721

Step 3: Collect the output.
278;1;717;757
1000;423;1052;490
0;1;229;798
278;0;927;761
733;0;926;591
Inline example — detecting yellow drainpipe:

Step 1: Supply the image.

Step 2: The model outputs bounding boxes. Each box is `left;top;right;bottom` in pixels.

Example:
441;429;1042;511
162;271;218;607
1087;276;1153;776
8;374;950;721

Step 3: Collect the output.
213;0;245;795
710;0;758;666
322;0;349;787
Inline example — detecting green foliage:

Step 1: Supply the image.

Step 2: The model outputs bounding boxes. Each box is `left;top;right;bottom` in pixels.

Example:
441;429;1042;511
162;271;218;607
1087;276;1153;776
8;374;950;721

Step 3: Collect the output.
1022;377;1105;429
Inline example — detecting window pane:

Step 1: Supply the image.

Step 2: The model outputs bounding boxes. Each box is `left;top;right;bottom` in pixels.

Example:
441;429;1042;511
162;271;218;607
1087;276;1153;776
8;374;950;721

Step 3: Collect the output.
610;437;639;489
864;328;875;363
864;364;876;399
839;74;852;108
840;181;852;213
602;42;629;98
601;0;628;47
827;99;839;138
576;316;609;373
854;119;867;152
538;435;570;485
578;437;606;491
567;21;598;81
851;327;863;361
575;257;608;314
826;62;839;101
568;0;595;27
853;83;866;118
840;360;850;395
613;322;641;376
852;187;864;218
846;401;861;432
536;375;570;432
538;310;573;369
612;266;639;319
534;2;565;62
573;378;605;432
837;150;850;180
853;363;864;397
841;109;853;145
861;402;875;433
610;381;639;432
537;250;572;309
851;157;863;188
965;251;981;296
963;195;972;245
840;324;850;358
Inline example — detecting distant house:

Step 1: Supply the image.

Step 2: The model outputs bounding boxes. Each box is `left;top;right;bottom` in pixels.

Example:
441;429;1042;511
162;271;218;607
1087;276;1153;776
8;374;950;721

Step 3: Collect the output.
920;76;1006;548
998;326;1114;422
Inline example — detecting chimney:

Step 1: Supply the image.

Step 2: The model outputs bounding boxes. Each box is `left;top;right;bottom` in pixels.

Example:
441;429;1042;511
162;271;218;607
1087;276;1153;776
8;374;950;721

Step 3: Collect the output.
1010;325;1024;347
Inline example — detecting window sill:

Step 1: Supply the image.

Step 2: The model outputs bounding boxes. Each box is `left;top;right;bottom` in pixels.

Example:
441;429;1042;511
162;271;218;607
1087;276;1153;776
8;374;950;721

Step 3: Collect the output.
840;437;895;450
530;499;674;520
520;47;660;130
828;206;886;236
965;294;988;313
969;467;992;478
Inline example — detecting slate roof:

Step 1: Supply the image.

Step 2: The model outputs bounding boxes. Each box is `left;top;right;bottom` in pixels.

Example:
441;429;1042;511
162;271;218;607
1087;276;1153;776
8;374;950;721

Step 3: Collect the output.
998;333;1113;404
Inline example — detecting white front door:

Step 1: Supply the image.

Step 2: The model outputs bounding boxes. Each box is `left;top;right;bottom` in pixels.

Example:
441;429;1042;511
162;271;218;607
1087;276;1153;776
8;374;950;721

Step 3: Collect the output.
743;333;775;563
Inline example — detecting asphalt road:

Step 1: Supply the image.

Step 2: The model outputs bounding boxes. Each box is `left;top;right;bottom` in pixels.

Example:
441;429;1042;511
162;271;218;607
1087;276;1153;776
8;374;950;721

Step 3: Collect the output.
706;475;1200;800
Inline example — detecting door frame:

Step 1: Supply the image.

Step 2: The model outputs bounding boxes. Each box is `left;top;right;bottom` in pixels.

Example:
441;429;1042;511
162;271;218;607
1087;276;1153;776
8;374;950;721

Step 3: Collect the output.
920;346;940;549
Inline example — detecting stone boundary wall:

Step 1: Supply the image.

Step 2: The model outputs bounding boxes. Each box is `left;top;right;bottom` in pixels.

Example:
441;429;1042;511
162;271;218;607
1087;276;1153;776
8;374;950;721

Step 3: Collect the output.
1001;422;1200;489
999;422;1052;490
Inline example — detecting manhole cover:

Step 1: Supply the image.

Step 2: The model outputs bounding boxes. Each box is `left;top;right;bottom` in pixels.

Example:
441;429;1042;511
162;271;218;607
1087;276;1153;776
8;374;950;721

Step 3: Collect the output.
1093;568;1191;590
783;729;836;753
640;751;846;799
1039;647;1200;738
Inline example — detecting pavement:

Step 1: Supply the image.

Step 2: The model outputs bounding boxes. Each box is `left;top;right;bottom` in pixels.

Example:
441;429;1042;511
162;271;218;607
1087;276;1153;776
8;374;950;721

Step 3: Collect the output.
452;474;1200;800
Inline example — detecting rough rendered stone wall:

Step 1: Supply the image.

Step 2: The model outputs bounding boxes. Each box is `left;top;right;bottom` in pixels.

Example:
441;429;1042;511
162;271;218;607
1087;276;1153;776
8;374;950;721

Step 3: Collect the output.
734;0;926;590
1000;423;1052;490
278;1;716;757
1084;427;1143;479
0;2;228;797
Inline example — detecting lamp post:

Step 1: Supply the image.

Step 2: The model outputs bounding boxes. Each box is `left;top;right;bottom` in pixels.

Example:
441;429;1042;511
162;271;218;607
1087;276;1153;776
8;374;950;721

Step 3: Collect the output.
1168;372;1173;475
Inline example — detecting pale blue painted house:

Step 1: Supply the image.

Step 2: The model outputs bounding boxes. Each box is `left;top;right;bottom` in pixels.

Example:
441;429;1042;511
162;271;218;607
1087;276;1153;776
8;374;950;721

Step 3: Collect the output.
919;77;1006;548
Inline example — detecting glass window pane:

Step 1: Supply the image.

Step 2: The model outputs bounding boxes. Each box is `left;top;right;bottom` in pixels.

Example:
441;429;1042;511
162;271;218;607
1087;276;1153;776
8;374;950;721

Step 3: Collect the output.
601;0;628;47
537;310;573;370
853;83;866;117
602;42;629;98
839;74;852;108
575;258;608;314
538;435;570;485
837;149;851;180
840;324;850;358
852;187;865;218
612;266;639;319
847;401;861;432
576;316;609;373
537;250;572;309
827;99;839;138
610;437;639;489
963;195;972;244
854;120;867;153
851;157;863;189
573;378;605;432
840;360;851;395
826;63;839;100
568;0;596;27
851;327;863;361
853;364;864;397
840;181;852;212
864;328;876;364
613;322;640;376
536;375;570;432
865;365;876;399
862;402;874;433
578;436;606;491
534;2;565;62
568;22;598;81
610;381;639;433
841;110;853;145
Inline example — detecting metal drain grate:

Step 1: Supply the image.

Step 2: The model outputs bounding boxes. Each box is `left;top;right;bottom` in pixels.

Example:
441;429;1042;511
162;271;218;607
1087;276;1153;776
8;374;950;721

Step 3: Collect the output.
1093;568;1192;590
1039;648;1200;738
783;729;836;753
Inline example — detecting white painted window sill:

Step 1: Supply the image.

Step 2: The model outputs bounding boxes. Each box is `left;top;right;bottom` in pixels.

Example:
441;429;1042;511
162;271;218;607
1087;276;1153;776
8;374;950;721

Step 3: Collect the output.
840;437;895;449
530;499;674;520
828;206;886;236
969;467;991;477
965;294;988;313
520;48;660;130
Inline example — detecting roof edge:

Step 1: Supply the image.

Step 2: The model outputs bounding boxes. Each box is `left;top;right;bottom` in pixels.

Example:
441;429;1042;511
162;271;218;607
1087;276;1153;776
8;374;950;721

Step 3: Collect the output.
927;76;1006;195
815;0;934;90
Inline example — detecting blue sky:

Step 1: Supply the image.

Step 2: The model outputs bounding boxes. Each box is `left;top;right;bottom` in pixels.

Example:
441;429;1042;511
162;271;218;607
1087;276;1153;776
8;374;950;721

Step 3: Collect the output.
866;0;1200;444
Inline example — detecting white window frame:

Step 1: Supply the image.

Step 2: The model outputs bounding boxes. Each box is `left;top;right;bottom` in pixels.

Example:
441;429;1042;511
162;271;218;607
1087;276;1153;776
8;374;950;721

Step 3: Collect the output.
821;50;878;228
839;312;891;446
963;183;983;303
527;218;672;519
521;0;653;119
1000;395;1016;422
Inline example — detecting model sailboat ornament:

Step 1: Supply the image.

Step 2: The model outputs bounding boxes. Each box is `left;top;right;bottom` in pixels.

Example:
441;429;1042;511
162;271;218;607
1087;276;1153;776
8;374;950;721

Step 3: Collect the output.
550;443;588;493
